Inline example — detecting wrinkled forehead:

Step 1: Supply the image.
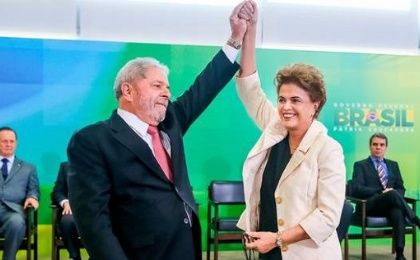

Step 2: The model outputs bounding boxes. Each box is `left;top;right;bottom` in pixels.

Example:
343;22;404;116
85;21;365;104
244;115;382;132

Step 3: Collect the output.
141;67;169;84
0;130;17;141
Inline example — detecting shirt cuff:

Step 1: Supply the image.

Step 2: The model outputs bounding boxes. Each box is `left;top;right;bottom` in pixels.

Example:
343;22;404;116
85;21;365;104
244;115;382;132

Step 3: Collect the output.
59;199;69;207
222;44;239;64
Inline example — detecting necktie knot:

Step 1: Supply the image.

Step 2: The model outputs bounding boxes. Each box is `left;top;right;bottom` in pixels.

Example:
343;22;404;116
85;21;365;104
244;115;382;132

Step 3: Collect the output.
147;125;159;136
1;158;8;164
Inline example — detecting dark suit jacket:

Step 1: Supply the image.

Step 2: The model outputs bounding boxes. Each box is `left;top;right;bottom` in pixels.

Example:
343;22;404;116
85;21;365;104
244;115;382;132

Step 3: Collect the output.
351;157;405;199
67;50;239;260
0;157;39;218
51;162;70;207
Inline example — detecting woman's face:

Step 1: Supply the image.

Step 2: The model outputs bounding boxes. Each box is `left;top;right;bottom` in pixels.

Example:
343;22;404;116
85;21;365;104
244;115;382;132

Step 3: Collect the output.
277;83;319;134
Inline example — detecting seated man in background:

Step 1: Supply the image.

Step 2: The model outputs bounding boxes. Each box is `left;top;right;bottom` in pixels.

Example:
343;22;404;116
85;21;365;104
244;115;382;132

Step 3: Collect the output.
0;126;40;260
51;161;82;260
352;132;420;260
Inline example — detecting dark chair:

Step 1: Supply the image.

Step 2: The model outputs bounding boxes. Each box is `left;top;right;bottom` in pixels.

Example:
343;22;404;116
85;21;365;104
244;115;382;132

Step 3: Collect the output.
344;180;417;260
206;181;245;260
337;200;354;243
0;207;38;260
51;205;84;260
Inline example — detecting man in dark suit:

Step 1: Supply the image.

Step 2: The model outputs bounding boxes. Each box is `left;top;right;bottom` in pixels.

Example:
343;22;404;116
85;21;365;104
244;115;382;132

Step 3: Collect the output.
67;2;255;259
0;126;40;260
51;161;82;260
352;132;420;260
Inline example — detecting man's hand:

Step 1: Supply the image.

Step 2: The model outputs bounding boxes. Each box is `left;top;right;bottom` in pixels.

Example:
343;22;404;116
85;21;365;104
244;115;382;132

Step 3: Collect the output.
383;187;394;193
239;0;258;27
62;201;73;215
229;0;254;43
24;197;39;210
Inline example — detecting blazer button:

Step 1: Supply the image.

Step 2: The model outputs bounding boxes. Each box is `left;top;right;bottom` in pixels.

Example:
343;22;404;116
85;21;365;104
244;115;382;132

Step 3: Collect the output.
184;218;189;224
277;219;284;226
275;196;282;204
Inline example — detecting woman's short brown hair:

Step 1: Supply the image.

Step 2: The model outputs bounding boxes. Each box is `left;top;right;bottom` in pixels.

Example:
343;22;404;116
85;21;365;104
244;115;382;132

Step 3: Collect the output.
275;63;326;118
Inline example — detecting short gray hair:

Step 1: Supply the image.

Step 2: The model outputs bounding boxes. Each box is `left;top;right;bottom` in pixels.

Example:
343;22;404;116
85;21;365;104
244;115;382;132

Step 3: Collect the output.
113;57;169;99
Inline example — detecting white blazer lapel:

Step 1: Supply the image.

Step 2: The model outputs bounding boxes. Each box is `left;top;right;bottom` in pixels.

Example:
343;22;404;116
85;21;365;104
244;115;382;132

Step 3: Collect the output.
248;119;288;158
278;121;327;186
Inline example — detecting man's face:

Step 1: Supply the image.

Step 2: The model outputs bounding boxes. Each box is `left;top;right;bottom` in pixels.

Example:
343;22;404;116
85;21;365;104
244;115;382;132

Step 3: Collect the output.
370;137;387;159
130;67;170;125
0;130;17;157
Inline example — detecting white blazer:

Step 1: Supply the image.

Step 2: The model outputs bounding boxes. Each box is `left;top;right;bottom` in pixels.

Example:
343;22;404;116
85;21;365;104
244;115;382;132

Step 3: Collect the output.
235;72;346;260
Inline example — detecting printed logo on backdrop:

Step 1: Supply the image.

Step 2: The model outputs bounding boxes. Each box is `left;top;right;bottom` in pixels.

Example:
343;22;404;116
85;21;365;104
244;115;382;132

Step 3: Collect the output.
333;103;414;132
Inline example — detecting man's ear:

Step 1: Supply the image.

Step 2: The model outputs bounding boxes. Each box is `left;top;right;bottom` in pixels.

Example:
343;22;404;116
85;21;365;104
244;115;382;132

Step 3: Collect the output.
121;82;133;101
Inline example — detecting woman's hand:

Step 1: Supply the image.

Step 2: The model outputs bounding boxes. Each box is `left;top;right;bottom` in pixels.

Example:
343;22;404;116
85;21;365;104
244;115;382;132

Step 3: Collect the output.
245;231;278;254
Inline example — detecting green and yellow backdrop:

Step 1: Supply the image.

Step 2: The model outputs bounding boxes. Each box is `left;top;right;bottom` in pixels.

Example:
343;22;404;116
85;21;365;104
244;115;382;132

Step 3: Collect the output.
0;37;418;258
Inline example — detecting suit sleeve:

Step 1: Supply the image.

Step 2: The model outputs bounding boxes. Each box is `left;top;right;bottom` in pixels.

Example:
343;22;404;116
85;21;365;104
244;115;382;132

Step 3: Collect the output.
351;161;382;199
235;72;279;131
67;130;128;260
172;50;239;134
51;162;69;206
26;164;40;200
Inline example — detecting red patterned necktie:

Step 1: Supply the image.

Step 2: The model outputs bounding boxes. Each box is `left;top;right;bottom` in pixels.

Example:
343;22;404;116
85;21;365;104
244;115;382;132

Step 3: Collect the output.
377;160;387;189
147;126;173;182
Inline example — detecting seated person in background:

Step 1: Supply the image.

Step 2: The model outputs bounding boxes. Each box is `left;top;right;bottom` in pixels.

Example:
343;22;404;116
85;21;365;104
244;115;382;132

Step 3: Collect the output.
51;161;81;260
352;132;420;260
0;126;40;260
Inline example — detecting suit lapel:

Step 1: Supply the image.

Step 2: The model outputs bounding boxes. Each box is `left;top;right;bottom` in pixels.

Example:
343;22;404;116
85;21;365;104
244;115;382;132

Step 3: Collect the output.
383;159;392;176
248;119;287;158
279;150;306;186
278;121;327;186
159;122;181;183
367;157;382;186
5;158;23;183
109;112;170;183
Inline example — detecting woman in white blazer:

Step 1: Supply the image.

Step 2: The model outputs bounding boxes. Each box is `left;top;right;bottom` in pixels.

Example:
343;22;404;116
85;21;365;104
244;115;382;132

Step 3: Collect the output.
235;4;346;260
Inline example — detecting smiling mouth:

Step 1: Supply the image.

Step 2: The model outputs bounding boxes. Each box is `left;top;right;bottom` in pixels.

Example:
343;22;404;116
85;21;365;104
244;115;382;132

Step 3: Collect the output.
283;113;295;119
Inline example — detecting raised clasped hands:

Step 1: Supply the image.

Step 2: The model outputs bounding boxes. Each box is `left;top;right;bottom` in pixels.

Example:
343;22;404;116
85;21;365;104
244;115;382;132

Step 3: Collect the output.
230;0;258;43
239;0;258;26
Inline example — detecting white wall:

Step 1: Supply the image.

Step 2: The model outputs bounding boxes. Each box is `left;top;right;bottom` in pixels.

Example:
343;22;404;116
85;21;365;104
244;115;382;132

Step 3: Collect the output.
0;0;418;55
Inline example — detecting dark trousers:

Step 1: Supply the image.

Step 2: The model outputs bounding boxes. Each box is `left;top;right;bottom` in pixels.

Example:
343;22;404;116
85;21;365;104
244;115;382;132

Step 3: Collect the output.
58;214;81;259
366;190;416;252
